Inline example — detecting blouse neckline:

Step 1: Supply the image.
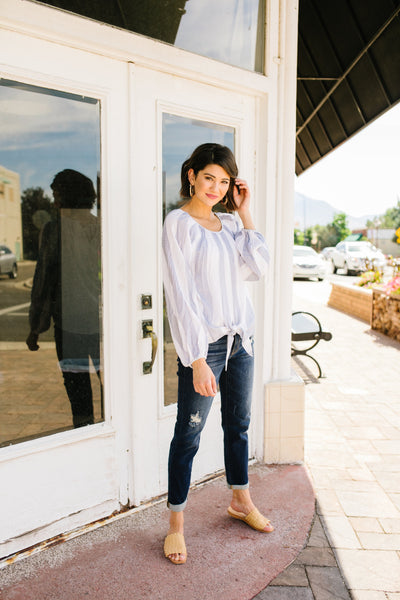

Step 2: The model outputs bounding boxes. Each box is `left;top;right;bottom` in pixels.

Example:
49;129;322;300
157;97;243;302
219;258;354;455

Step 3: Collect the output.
177;208;223;233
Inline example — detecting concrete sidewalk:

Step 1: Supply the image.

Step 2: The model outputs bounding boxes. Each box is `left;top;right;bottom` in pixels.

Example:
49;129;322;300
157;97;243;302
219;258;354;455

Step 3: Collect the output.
270;285;400;600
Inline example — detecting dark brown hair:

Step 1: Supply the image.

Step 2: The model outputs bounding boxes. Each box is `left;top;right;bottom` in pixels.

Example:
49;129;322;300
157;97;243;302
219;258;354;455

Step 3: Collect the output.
180;143;238;212
51;169;96;209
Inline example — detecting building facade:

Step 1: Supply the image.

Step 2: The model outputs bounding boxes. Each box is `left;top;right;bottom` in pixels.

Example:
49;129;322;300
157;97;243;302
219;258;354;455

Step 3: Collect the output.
0;0;303;560
0;166;22;259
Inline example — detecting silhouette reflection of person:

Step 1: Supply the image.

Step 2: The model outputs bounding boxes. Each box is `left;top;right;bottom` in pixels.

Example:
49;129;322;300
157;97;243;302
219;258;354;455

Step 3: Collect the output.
26;169;102;428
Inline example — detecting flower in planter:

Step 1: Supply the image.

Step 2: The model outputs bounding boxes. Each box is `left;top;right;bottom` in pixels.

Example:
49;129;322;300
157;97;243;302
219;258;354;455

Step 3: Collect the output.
381;276;400;296
356;269;383;288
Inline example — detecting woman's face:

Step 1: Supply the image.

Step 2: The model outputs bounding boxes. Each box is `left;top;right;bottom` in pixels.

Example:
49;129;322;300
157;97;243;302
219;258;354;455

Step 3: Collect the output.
188;164;231;208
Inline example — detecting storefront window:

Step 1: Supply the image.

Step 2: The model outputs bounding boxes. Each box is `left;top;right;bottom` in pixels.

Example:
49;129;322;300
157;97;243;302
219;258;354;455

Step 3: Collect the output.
162;113;235;405
0;80;103;447
35;0;265;73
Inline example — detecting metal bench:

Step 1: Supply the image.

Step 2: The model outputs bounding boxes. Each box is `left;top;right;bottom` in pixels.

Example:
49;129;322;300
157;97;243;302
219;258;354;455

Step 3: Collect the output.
291;311;332;378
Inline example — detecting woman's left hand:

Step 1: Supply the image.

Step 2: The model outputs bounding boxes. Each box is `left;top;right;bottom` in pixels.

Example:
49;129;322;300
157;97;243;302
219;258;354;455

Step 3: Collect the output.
233;179;255;230
233;178;250;214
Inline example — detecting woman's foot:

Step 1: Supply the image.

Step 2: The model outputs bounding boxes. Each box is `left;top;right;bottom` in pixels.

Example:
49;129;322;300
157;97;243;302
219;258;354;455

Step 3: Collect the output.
229;489;274;532
165;511;187;564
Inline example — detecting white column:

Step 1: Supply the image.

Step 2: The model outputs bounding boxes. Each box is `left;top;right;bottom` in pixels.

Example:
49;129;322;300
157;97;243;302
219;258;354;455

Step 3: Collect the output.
263;0;305;463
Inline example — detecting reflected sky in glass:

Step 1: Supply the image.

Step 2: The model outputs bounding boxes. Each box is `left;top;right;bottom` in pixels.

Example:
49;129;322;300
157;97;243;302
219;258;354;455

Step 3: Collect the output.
162;113;235;214
0;82;100;195
175;0;263;71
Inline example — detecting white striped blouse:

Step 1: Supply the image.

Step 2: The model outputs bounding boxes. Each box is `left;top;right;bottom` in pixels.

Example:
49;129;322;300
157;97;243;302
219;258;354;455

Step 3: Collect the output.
162;208;270;368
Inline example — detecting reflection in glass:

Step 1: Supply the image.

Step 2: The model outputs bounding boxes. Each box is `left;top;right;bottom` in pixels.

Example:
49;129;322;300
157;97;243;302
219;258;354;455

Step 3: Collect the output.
175;0;265;72
162;113;234;406
0;80;102;447
36;0;265;73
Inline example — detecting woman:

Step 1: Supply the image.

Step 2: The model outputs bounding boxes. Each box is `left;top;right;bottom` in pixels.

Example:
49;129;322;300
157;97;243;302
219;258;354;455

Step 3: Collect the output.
162;143;273;565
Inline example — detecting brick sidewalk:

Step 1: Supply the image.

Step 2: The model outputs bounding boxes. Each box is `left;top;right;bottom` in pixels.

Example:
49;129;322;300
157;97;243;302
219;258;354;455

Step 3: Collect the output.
261;287;400;599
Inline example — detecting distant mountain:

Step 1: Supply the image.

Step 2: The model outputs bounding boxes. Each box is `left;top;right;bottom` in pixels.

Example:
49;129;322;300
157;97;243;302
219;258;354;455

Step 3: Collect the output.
294;192;375;230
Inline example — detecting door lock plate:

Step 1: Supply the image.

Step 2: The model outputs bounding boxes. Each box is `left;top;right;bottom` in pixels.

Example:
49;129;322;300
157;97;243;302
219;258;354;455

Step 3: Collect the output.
141;294;152;310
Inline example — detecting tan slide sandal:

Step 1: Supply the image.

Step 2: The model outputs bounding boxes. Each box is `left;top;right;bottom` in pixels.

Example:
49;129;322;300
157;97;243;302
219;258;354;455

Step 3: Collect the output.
227;506;274;532
164;532;187;564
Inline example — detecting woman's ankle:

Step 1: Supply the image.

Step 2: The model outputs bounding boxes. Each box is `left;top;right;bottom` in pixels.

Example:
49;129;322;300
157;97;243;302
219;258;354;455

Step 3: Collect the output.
169;510;184;533
230;489;254;513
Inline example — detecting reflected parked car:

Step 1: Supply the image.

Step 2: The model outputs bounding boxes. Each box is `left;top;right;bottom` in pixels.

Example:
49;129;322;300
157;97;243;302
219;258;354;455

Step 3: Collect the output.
293;245;327;281
331;241;386;275
0;245;18;279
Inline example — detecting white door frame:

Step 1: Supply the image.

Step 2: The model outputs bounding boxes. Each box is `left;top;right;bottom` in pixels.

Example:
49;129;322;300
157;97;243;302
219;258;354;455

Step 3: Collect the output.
0;27;133;557
128;63;265;504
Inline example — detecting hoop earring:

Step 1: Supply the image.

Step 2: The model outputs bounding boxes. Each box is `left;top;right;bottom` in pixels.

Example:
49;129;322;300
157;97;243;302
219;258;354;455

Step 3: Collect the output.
189;184;194;197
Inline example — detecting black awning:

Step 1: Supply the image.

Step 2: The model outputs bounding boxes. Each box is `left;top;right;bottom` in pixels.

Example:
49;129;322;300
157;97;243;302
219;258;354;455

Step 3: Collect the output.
296;0;400;175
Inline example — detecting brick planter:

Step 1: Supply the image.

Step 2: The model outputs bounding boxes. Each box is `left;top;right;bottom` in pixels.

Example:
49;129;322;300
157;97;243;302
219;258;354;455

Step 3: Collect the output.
328;282;372;323
371;288;400;342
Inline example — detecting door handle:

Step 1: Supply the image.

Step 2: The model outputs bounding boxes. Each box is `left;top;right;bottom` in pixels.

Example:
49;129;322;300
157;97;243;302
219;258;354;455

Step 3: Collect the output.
142;320;158;374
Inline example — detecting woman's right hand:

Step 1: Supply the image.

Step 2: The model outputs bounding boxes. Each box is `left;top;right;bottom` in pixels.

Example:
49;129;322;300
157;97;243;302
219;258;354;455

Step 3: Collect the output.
191;358;217;397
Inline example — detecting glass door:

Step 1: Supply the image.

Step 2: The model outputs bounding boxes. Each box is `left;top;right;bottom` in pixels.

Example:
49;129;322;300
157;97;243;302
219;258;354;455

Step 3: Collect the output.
0;79;103;445
129;64;258;501
162;113;236;408
0;26;131;558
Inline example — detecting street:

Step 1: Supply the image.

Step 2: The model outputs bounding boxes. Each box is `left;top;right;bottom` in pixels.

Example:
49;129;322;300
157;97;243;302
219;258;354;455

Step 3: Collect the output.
293;262;394;307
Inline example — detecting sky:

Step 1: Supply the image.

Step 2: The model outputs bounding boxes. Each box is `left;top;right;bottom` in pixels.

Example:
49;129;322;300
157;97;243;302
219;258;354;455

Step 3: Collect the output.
0;82;100;197
295;102;400;218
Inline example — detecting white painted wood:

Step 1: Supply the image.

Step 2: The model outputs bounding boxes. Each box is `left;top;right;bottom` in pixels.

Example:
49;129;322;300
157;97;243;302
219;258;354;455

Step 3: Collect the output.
127;64;262;504
0;429;119;548
267;0;299;383
0;0;271;96
0;27;132;557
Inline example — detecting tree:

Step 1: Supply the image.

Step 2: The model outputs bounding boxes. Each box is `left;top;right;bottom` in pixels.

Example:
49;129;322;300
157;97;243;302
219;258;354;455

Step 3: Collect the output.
294;212;351;249
366;200;400;243
308;213;350;250
293;228;304;245
382;201;400;229
21;187;57;260
313;223;338;249
331;212;351;241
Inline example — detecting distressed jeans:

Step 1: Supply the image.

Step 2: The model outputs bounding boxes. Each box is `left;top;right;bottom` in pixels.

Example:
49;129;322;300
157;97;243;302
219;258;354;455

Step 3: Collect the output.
168;334;254;511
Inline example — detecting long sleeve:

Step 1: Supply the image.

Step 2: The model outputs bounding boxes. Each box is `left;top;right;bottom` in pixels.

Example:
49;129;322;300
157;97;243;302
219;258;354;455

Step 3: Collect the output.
162;209;269;368
234;226;270;281
162;212;209;367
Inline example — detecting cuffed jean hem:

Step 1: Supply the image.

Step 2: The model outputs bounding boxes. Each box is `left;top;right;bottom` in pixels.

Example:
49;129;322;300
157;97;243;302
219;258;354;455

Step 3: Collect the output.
226;482;249;490
167;499;187;512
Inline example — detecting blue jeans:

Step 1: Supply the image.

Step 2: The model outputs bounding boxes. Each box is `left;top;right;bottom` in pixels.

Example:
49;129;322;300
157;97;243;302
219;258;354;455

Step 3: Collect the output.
168;334;254;511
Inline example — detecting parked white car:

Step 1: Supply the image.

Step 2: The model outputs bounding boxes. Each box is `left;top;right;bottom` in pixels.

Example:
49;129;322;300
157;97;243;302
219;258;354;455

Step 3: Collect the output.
293;245;327;281
0;245;18;279
331;241;386;275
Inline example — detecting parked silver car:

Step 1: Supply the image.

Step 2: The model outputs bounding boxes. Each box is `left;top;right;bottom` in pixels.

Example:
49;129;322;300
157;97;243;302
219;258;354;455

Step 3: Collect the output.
320;246;335;260
331;241;386;275
0;245;18;279
293;245;327;281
